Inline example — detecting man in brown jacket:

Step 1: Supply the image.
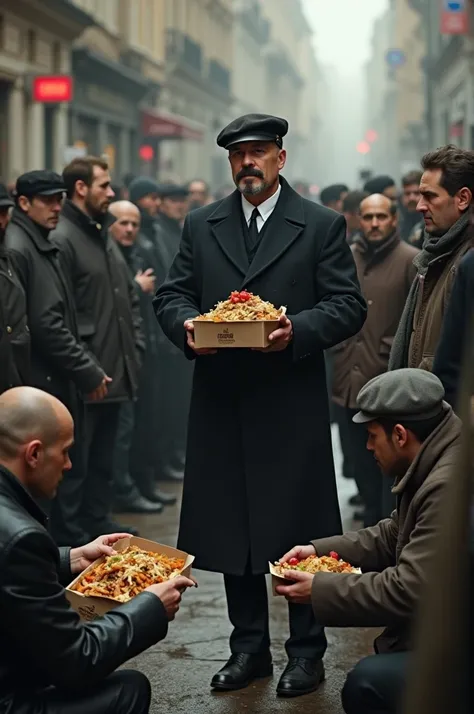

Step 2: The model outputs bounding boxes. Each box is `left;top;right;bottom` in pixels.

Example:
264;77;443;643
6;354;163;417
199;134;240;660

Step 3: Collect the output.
332;194;418;526
276;368;461;714
389;145;474;371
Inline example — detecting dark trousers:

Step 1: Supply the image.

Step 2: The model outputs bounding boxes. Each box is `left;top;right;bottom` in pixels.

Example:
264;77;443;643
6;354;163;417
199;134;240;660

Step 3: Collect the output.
337;407;385;527
114;401;141;502
224;569;327;659
342;652;408;714
48;399;88;546
333;403;356;482
7;670;151;714
80;402;121;534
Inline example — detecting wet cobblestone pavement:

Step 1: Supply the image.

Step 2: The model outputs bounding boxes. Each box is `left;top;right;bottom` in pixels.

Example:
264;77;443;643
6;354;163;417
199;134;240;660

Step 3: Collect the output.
122;427;376;713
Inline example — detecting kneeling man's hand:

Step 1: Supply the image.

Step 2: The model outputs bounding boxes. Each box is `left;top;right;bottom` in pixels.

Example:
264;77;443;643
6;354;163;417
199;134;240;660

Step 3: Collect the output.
275;571;314;605
146;576;197;621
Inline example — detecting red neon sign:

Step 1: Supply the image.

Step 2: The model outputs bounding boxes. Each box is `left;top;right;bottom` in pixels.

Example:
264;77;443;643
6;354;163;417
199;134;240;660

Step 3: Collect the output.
33;76;73;103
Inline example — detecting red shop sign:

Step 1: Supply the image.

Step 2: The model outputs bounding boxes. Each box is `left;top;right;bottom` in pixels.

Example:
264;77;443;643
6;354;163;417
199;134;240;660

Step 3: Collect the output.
33;75;73;103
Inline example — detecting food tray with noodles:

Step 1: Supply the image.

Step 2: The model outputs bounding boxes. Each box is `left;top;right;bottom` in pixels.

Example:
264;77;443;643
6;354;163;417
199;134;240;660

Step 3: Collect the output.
193;291;286;349
66;537;194;621
269;552;361;596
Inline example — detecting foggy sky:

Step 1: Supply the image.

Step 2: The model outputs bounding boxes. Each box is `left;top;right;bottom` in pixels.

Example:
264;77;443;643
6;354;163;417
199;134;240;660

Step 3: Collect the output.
302;0;389;187
302;0;389;71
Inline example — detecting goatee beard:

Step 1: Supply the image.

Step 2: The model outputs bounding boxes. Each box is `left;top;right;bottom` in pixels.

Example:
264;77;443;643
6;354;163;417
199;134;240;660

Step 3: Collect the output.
238;180;269;197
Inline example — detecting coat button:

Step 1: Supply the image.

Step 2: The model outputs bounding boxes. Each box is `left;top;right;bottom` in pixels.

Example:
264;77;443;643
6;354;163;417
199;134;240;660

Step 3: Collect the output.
353;365;359;371
368;299;373;306
6;326;12;333
114;288;119;294
46;376;52;382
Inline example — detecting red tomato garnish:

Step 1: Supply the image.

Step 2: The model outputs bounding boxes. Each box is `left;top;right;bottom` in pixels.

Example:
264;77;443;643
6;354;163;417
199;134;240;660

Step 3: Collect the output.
329;551;339;560
288;557;299;565
239;291;251;301
231;296;240;304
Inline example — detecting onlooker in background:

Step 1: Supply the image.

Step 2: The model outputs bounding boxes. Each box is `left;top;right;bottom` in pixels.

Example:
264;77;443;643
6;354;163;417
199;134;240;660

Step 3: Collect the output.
0;386;195;714
154;184;194;483
128;178;178;505
320;183;349;212
0;183;29;395
389;145;474;372
332;194;418;526
363;175;397;201
108;200;163;516
53;156;145;538
433;244;474;408
188;178;212;210
343;190;369;244
5;170;106;547
399;170;423;243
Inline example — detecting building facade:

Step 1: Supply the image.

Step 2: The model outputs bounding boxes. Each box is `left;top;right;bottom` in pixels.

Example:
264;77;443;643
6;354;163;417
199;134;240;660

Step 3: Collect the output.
0;0;92;182
157;0;233;187
410;0;474;151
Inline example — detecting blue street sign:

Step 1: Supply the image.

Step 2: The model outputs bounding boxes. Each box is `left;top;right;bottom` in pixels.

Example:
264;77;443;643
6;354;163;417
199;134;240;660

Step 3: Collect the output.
385;49;406;68
446;1;464;11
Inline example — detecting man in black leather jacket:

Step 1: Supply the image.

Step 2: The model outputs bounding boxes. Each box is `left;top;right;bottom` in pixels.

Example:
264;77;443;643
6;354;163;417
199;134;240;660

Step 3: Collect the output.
0;386;195;714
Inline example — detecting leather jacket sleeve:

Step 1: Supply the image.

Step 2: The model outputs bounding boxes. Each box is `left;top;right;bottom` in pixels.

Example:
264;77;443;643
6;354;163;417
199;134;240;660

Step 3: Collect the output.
0;529;168;692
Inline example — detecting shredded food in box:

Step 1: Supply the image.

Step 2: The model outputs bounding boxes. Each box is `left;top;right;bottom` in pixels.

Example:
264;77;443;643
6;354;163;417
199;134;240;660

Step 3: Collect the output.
195;291;282;322
71;545;186;602
273;555;360;576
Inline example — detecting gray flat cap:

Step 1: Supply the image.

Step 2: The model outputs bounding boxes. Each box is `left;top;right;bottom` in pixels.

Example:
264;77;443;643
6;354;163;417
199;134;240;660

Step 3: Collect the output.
353;369;445;424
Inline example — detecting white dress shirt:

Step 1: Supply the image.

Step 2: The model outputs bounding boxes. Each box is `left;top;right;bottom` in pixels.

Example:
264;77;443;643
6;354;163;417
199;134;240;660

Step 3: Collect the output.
241;182;282;232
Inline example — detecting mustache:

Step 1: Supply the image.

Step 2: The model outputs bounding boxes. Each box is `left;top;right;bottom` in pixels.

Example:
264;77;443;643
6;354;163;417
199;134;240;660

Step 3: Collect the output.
236;168;264;182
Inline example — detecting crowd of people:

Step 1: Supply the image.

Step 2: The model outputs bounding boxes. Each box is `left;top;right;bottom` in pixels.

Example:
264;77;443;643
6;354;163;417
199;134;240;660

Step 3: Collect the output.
0;112;472;714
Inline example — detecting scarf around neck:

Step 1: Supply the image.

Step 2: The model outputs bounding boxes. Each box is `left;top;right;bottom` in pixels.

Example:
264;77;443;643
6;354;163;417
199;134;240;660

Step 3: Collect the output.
388;212;470;370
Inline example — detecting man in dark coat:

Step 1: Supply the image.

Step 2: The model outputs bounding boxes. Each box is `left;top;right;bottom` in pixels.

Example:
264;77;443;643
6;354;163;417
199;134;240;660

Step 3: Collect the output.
52;156;145;539
0;386;194;714
5;170;106;546
0;183;30;394
154;184;194;482
154;113;367;697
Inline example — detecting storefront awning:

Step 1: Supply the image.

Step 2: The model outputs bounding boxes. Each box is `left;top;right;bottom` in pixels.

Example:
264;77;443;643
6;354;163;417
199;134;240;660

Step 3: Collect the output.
142;108;205;141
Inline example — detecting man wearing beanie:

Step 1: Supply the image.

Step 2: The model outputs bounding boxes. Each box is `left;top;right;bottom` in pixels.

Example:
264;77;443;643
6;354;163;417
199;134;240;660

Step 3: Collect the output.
278;368;461;714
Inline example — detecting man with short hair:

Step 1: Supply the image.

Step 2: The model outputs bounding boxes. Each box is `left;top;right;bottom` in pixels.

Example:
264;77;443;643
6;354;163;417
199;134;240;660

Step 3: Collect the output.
332;195;419;526
277;368;461;714
6;170;107;546
320;183;349;212
400;170;423;243
0;386;194;714
53;157;145;538
108;201;163;515
364;175;397;200
0;182;29;394
389;145;474;371
154;113;367;696
188;178;211;210
342;189;369;243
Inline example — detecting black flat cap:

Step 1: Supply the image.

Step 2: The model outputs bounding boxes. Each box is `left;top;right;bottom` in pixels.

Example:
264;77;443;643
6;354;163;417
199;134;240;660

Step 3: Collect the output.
0;183;14;209
217;113;289;150
129;177;160;203
159;184;189;199
16;170;66;198
353;369;445;424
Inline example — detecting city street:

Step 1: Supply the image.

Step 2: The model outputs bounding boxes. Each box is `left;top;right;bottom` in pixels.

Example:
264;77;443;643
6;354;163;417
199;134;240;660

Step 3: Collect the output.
124;427;376;713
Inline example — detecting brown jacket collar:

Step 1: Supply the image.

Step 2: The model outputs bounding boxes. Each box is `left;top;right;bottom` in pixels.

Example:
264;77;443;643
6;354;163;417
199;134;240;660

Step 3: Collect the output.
393;405;462;496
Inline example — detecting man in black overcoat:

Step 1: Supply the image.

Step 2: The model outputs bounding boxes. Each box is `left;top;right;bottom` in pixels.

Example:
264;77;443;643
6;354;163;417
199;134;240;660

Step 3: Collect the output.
154;114;367;697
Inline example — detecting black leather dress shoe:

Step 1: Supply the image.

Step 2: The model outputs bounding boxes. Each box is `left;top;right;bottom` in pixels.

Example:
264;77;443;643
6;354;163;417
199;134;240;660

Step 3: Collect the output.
211;652;273;691
146;488;177;506
276;658;325;697
114;496;164;514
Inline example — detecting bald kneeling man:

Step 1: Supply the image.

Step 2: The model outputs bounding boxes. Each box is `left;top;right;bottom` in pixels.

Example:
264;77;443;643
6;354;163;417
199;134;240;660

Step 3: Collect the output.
0;387;195;714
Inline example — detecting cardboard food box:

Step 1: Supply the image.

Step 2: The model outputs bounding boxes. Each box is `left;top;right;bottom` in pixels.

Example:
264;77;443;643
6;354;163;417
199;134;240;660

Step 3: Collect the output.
66;536;194;621
268;560;361;597
193;307;286;349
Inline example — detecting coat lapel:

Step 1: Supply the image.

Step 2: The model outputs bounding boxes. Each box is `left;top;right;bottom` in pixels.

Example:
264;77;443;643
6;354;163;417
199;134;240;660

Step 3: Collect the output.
242;177;305;286
207;192;249;277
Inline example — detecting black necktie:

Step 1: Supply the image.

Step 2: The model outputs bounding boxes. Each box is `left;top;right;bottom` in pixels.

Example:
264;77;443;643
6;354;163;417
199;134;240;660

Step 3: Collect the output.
248;208;260;252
